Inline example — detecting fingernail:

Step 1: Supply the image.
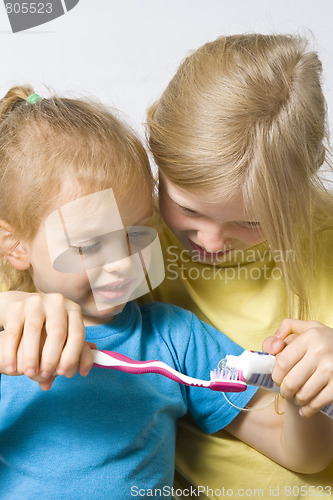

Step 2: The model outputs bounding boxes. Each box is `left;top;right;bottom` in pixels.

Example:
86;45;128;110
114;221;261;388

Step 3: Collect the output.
57;368;65;376
25;368;36;378
41;371;51;379
5;365;15;373
299;408;304;417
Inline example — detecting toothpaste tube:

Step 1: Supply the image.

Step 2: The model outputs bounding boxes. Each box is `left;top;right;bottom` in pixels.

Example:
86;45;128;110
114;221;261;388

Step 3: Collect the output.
219;350;280;392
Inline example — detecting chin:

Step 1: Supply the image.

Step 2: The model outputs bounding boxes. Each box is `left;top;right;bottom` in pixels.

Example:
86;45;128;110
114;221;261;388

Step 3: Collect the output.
102;304;126;317
100;303;127;317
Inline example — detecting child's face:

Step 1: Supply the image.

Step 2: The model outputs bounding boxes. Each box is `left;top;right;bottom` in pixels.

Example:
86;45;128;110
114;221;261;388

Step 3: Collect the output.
24;182;153;326
159;174;266;263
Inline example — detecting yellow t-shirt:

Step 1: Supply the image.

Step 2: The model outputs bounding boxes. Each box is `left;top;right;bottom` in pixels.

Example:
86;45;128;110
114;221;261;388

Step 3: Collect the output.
148;223;333;500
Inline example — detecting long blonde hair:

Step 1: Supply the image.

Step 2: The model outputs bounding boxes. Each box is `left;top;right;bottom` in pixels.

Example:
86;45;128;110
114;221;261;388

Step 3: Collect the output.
0;85;152;291
147;34;333;319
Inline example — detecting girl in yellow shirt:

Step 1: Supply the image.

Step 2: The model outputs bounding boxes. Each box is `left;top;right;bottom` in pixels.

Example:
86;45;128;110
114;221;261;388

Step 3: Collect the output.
146;33;333;499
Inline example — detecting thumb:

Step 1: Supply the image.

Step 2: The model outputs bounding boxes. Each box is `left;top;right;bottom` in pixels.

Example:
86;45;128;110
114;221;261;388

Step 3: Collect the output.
87;342;97;350
39;375;57;391
262;336;286;355
274;318;315;340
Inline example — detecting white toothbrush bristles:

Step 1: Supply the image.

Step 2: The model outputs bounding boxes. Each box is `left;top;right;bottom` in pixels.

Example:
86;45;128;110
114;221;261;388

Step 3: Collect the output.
210;366;240;381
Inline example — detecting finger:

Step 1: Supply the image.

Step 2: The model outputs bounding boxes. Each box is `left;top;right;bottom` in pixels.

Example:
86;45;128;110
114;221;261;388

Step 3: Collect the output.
282;333;300;346
279;354;316;399
16;340;24;374
1;303;25;373
299;385;333;418
294;370;328;408
272;341;308;386
79;342;95;377
21;299;46;378
87;342;97;350
274;318;319;341
0;334;22;375
262;336;285;355
56;307;85;378
39;306;68;378
39;376;57;392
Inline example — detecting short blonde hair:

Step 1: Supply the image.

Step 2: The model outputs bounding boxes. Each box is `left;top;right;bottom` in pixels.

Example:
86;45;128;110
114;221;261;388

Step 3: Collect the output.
147;34;333;318
0;85;153;290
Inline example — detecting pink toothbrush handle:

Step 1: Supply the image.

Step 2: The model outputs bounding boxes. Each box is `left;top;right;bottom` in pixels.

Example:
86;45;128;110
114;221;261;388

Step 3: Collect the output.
93;350;246;393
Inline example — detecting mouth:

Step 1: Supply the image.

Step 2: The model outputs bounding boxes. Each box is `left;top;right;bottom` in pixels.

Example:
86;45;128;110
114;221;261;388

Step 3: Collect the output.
93;279;134;301
188;239;234;260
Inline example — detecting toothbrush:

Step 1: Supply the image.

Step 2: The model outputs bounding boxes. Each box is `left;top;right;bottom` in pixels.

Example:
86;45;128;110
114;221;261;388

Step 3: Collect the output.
212;350;333;419
92;350;247;393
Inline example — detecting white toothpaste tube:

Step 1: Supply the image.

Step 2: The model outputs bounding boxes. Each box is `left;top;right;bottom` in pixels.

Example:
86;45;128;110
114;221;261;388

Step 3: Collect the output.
220;350;280;392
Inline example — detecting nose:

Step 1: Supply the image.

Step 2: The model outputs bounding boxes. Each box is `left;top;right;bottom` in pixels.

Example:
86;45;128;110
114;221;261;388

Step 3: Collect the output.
102;255;135;275
102;235;141;275
101;232;134;275
197;223;232;253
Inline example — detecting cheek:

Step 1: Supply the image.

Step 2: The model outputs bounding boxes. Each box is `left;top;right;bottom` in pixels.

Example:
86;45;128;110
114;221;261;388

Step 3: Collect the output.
159;196;178;228
159;203;192;233
159;193;193;232
45;269;92;297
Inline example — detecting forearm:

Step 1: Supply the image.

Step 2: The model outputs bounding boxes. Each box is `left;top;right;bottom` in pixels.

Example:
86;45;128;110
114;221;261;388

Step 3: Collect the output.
279;399;333;473
225;390;333;473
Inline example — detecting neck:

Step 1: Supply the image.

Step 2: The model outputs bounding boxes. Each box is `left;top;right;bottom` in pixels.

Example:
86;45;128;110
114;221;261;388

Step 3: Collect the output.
83;313;117;327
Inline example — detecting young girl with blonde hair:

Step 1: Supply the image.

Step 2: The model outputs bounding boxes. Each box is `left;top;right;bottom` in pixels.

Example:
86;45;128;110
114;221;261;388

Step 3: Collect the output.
1;85;332;498
146;34;333;498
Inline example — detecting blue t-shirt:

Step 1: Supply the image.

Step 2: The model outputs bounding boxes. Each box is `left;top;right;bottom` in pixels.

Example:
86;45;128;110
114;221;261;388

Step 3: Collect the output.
0;302;257;499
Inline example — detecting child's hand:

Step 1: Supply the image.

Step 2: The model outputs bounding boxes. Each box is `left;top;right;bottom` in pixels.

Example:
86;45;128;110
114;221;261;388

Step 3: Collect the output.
0;291;94;390
263;319;333;417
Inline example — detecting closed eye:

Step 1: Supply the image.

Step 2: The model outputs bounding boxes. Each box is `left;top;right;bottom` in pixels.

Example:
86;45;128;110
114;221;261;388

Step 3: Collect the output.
238;221;261;228
71;241;102;255
176;204;198;216
127;228;151;238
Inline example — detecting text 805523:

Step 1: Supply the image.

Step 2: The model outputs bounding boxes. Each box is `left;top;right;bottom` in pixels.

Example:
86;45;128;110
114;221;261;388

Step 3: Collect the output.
5;3;52;14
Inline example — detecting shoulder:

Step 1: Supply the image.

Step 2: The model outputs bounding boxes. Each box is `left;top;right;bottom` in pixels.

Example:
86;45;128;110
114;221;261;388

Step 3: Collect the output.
138;301;242;356
138;301;211;357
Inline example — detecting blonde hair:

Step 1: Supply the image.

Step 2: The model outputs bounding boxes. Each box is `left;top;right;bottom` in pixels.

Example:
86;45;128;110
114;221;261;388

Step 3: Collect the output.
147;34;333;319
0;85;152;291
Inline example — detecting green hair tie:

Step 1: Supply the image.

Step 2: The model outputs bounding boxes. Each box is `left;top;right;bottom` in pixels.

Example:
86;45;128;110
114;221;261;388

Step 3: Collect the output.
26;93;42;105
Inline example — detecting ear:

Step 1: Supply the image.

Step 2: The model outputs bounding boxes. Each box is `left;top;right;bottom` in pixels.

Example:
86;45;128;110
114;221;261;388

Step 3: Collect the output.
0;221;31;271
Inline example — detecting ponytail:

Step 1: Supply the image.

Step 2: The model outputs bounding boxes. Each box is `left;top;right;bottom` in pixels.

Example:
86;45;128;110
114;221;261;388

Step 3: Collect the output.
0;85;35;121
